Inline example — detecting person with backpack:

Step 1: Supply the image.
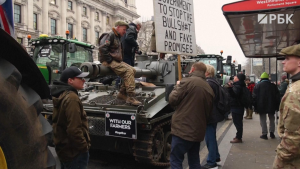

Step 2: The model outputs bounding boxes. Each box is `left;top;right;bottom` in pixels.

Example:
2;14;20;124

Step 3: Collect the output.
227;73;248;143
202;65;226;169
252;72;280;140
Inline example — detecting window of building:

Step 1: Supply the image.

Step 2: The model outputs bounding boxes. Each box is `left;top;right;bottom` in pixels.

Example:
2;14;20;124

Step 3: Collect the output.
95;31;99;44
51;19;56;35
50;0;56;4
68;23;73;38
106;16;109;25
68;1;72;10
96;12;99;20
83;7;87;16
33;13;37;30
82;28;87;41
14;4;21;23
17;37;23;44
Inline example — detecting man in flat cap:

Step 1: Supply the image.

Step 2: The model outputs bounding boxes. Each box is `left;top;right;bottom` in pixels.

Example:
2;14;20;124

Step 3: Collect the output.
273;44;300;169
98;21;142;106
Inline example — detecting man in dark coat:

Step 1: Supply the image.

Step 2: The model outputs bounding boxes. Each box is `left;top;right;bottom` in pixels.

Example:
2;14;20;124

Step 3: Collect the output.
227;73;246;143
202;64;224;169
169;62;214;169
121;20;141;66
253;72;280;140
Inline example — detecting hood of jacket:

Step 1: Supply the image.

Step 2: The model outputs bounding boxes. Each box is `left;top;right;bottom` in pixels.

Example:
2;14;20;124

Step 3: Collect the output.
291;72;300;82
129;23;137;29
50;81;78;108
189;71;206;79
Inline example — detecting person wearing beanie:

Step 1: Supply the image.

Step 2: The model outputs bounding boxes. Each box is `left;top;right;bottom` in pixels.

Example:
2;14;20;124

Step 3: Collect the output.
227;73;246;143
252;72;280;141
273;44;300;168
50;67;91;168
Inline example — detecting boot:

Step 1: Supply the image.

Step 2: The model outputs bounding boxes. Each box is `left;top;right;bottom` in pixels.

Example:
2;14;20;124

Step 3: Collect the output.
117;92;127;101
246;109;253;119
244;109;249;119
117;87;127;101
126;93;142;106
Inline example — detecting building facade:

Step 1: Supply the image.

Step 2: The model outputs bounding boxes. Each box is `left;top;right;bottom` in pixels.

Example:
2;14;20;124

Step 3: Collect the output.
13;0;139;60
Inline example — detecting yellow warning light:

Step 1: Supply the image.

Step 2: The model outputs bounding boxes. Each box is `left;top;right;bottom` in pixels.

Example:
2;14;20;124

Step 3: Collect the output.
39;34;49;38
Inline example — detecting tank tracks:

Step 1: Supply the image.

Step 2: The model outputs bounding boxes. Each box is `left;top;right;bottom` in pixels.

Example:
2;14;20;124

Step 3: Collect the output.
132;120;171;167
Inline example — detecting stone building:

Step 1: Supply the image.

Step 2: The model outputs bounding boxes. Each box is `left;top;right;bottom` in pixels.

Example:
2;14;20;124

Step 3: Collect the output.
13;0;139;60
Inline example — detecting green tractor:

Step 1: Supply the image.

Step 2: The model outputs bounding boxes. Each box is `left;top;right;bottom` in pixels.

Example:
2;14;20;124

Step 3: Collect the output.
190;54;224;83
222;56;242;85
29;33;94;84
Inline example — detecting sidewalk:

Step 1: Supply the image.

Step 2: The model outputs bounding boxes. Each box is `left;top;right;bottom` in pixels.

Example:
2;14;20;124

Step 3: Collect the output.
219;113;281;169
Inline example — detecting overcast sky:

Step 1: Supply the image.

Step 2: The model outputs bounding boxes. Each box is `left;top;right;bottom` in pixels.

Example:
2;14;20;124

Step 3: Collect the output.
136;0;247;65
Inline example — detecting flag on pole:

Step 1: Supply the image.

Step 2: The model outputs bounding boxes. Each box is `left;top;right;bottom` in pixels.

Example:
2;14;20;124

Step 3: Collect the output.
0;0;14;36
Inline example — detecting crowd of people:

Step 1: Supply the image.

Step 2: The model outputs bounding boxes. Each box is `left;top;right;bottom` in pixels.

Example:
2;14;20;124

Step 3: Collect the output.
49;20;300;169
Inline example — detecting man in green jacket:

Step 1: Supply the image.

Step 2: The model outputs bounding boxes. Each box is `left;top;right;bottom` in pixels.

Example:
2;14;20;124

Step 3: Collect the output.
273;44;300;169
51;66;90;169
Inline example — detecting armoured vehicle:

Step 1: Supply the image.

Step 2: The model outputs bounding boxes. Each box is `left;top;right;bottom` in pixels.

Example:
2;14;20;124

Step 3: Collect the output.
42;54;195;166
29;32;94;84
0;28;55;168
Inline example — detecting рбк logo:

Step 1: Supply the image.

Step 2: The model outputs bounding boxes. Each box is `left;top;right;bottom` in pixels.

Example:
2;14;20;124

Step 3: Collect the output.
258;14;294;24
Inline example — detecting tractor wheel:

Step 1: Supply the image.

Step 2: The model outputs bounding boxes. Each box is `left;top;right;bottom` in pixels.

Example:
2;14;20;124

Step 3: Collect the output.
0;58;55;169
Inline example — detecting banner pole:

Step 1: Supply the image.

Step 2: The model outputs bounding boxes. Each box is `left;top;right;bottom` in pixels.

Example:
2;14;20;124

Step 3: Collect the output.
177;55;182;81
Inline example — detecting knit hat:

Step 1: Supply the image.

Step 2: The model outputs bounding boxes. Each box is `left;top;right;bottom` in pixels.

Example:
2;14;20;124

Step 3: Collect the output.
237;73;246;81
279;44;300;57
260;72;269;79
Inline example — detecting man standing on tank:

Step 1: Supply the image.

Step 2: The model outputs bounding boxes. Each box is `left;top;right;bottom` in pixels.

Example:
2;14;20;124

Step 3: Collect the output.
51;66;90;169
273;44;300;169
121;20;142;66
99;21;142;106
169;62;214;169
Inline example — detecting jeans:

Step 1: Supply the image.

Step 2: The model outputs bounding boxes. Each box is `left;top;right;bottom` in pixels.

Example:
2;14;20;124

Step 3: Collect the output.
259;113;275;135
232;108;244;139
61;151;89;169
205;123;220;165
170;135;201;169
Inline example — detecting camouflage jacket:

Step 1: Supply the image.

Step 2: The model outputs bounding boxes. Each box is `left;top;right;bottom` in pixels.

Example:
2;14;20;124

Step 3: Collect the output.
275;72;300;168
99;28;123;64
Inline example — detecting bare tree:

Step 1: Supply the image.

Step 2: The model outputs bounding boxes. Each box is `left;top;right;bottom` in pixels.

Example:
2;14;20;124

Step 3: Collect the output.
137;20;153;54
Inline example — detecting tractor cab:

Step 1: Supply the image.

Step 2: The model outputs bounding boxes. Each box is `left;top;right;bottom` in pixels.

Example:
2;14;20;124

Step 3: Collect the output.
30;33;94;84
